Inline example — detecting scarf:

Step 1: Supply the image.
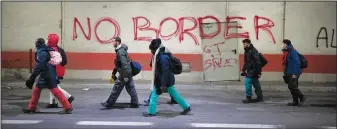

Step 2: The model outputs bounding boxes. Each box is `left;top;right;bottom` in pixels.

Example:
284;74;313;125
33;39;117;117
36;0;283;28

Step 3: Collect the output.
150;44;164;90
282;51;288;71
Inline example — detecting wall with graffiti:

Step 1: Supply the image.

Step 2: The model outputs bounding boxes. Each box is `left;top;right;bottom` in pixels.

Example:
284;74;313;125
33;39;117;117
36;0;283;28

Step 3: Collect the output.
2;2;336;82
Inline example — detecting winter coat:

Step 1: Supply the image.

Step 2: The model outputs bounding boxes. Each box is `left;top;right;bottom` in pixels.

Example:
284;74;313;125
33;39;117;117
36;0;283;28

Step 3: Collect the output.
242;44;262;78
284;44;301;75
153;47;175;89
31;45;58;89
114;44;132;78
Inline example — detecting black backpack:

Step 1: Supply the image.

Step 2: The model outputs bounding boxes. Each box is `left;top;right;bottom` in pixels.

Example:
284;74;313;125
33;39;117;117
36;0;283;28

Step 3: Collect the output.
258;53;268;68
298;53;308;69
169;55;183;74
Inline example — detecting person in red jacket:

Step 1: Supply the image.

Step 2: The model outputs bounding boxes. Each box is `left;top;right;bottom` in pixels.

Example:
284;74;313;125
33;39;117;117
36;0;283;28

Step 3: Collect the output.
45;33;75;108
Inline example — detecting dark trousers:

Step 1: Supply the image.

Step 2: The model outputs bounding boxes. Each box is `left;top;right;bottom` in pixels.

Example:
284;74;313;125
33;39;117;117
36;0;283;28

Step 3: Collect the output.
106;76;139;106
286;74;304;98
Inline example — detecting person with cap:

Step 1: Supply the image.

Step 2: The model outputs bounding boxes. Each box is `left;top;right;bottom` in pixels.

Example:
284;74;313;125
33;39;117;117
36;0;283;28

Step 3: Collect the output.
101;37;139;109
23;38;73;114
241;39;264;104
282;39;305;106
44;33;75;108
142;38;191;117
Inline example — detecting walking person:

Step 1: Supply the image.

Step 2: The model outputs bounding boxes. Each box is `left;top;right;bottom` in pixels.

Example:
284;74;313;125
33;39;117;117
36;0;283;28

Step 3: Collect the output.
282;39;305;106
241;39;264;103
44;33;75;108
142;38;191;117
101;37;139;109
23;38;73;114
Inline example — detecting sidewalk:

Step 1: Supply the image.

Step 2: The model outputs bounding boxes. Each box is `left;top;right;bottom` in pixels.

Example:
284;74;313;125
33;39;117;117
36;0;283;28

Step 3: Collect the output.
2;79;336;93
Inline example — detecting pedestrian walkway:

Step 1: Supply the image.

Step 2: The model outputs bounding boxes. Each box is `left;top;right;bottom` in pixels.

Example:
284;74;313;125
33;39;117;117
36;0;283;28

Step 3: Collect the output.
2;119;336;129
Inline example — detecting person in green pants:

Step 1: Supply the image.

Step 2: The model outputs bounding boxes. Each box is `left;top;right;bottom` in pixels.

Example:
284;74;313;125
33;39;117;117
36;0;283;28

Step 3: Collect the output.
142;38;191;117
240;39;264;104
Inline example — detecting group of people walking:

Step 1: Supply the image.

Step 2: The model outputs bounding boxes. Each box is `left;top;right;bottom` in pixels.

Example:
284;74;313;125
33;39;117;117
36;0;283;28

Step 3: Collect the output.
23;34;306;116
240;38;306;106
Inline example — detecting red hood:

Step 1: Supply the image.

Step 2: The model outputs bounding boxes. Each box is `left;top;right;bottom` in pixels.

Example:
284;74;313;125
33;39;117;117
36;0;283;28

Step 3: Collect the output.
47;33;59;47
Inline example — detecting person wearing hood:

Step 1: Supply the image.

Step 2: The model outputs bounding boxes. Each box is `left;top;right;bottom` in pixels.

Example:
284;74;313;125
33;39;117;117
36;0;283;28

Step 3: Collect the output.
282;39;305;106
101;37;139;109
142;38;191;117
241;39;264;104
44;33;75;108
23;38;73;114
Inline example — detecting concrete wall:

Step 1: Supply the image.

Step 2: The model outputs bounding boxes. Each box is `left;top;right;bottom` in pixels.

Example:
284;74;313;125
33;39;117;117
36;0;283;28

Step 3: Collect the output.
2;2;336;82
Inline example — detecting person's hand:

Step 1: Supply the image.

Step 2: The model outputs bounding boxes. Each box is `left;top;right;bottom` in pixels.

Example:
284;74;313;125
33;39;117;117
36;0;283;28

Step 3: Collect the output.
111;74;117;80
240;71;246;76
156;89;162;95
257;74;261;78
292;75;297;78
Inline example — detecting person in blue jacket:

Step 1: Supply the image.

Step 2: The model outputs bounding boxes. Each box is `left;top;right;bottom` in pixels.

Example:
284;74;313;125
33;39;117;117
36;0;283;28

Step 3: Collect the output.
142;38;191;117
282;39;305;106
23;38;73;114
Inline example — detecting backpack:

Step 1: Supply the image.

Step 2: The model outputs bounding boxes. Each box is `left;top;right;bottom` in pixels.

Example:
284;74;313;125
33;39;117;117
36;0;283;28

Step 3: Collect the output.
48;50;63;65
298;53;308;69
130;61;142;76
169;55;183;74
258;53;268;68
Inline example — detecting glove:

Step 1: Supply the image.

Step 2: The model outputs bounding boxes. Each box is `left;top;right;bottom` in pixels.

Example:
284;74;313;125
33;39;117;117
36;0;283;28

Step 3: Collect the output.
240;71;246;76
156;89;162;95
111;74;117;81
25;78;35;89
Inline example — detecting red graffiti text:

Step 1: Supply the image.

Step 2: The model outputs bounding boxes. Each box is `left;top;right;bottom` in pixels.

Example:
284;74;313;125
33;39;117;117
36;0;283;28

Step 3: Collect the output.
73;17;120;44
73;15;276;45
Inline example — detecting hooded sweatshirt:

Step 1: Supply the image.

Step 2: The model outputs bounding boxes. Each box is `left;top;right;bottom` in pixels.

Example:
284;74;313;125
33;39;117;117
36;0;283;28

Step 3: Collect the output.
47;34;67;77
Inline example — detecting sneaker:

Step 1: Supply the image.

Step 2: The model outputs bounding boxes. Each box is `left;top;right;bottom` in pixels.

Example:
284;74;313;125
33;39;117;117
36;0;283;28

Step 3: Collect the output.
180;107;191;115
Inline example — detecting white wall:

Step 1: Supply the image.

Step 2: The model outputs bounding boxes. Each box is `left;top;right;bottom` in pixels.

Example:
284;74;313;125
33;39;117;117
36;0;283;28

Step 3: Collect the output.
2;2;336;82
2;2;61;51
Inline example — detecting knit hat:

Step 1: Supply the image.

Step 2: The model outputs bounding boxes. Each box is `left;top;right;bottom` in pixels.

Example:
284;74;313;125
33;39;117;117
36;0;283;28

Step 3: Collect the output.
149;38;162;51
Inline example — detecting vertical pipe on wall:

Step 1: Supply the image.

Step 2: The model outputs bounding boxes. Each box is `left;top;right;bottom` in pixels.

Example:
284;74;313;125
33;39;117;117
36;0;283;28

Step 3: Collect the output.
60;1;64;48
29;49;32;73
282;1;286;39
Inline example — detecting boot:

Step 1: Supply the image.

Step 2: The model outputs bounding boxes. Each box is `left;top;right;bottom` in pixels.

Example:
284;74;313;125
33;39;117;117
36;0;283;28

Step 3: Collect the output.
59;108;73;114
242;96;253;104
142;112;156;117
100;102;113;109
180;106;191;115
298;94;306;106
130;103;139;108
22;109;36;113
287;96;299;106
252;96;264;102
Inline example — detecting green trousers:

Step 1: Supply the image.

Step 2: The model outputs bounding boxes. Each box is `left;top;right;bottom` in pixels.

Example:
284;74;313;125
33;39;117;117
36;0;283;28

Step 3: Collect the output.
147;86;190;115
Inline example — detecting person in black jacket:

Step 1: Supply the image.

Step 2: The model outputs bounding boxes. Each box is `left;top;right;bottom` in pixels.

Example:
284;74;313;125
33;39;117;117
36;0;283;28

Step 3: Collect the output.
142;38;191;117
23;38;73;114
101;37;139;109
241;39;263;104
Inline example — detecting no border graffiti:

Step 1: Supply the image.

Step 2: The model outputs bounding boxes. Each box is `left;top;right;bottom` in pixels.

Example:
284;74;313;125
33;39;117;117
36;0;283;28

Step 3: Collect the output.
73;15;276;45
